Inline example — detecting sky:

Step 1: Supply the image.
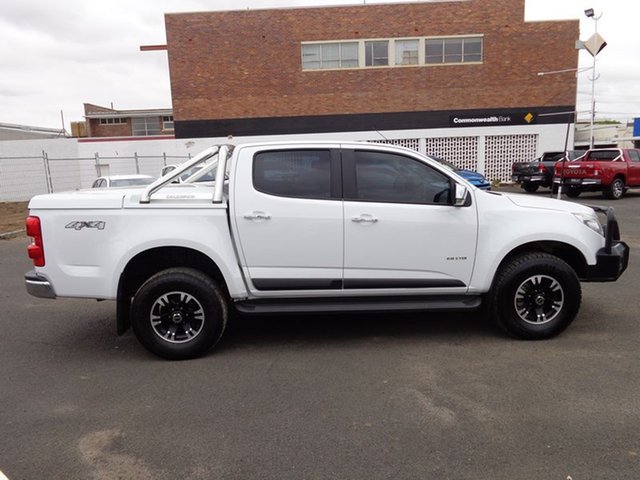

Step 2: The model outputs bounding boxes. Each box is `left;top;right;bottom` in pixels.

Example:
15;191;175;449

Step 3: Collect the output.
0;0;637;131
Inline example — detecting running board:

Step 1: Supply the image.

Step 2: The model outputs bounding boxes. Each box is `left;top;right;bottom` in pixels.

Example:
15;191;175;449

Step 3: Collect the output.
233;295;482;315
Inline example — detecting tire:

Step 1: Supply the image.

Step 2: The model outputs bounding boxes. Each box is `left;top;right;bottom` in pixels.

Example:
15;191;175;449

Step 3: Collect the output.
605;177;625;200
488;253;581;340
565;186;581;198
523;182;539;193
131;268;228;360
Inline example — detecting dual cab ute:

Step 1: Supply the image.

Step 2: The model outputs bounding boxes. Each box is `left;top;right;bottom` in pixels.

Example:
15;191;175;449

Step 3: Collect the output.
553;148;640;199
512;151;582;192
25;142;629;359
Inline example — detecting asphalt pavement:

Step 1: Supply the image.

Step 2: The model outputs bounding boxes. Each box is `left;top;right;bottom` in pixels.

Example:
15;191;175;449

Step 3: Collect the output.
0;186;639;479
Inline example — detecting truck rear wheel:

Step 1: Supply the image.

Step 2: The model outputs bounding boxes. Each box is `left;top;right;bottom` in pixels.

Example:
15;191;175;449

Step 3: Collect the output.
605;177;625;200
523;182;539;193
565;186;581;198
131;268;228;360
488;253;581;340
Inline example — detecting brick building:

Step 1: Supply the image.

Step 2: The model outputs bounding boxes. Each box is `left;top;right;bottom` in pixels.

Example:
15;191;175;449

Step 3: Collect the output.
83;103;174;139
163;0;579;181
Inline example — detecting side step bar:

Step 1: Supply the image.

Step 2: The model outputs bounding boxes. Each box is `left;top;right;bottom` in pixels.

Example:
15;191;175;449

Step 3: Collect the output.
234;295;482;315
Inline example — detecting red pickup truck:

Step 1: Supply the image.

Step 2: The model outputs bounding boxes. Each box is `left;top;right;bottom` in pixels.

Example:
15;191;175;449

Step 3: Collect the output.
553;148;640;199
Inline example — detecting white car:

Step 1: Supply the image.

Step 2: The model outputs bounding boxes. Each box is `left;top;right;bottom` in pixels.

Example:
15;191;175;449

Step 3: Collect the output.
91;175;155;188
161;164;216;182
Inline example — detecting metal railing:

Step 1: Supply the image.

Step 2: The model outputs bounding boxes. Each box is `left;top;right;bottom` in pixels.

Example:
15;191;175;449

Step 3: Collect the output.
0;151;191;202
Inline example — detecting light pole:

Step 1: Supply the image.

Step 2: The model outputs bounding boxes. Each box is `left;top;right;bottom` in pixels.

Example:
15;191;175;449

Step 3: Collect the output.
537;64;592;199
584;8;603;149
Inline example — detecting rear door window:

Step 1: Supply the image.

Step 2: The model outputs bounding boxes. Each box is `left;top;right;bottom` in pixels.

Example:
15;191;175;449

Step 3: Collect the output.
628;150;640;162
586;150;620;161
253;150;334;199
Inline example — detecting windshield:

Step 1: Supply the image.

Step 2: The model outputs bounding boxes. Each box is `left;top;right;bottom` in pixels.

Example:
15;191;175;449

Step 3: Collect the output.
428;155;458;171
180;165;217;182
162;149;230;184
141;145;232;204
541;152;565;162
111;178;155;187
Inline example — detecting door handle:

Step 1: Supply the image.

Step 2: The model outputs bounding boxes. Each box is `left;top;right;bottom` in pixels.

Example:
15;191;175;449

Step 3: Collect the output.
244;211;271;221
351;214;378;223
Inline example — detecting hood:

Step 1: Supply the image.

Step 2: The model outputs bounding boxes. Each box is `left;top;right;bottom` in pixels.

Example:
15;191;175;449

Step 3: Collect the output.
457;169;487;181
501;192;593;214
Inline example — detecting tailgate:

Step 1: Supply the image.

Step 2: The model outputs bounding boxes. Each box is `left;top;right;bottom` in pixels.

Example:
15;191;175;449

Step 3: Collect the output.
512;162;536;175
558;163;598;178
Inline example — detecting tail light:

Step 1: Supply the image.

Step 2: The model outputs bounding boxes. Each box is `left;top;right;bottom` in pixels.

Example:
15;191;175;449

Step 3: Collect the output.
26;216;45;267
538;163;547;173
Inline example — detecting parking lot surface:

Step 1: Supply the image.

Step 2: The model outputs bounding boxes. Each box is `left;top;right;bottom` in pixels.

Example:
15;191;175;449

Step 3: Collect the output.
1;187;639;479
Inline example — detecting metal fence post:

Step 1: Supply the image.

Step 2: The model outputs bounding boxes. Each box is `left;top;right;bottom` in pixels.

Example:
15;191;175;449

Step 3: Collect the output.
42;150;53;193
134;152;140;174
162;152;167;167
94;153;101;177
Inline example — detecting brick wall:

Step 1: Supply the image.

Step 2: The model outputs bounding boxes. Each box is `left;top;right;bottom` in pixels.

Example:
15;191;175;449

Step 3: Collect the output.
87;119;132;138
165;0;578;123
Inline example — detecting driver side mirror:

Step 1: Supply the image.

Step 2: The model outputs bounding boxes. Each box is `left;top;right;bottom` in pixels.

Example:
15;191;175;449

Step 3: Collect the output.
454;183;468;207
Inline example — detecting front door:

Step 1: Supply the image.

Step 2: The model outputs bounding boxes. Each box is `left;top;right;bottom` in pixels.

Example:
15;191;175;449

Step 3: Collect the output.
342;148;477;293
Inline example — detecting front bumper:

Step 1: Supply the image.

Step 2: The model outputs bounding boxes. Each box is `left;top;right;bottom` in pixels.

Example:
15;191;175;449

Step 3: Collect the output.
580;206;630;282
25;270;56;299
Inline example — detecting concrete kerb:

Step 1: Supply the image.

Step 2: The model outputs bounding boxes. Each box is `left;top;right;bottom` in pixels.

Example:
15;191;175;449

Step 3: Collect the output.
0;229;25;240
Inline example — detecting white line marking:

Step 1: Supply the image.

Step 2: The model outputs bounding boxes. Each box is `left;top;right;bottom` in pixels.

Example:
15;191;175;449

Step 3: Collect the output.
0;469;10;480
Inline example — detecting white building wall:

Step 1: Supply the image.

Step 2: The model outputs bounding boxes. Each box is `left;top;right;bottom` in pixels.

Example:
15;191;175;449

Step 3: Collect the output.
1;123;574;201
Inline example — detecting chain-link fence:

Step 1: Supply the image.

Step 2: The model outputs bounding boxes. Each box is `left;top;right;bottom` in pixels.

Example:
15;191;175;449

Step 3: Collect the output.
0;152;191;201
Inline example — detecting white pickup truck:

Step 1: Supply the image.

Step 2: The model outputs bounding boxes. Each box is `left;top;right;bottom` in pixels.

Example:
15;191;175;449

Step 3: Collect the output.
25;142;629;359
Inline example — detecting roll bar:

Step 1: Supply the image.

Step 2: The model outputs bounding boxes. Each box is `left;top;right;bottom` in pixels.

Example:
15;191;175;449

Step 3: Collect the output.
139;146;220;204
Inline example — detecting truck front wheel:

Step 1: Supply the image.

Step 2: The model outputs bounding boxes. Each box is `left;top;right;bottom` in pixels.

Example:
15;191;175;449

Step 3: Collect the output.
488;253;581;340
131;268;228;359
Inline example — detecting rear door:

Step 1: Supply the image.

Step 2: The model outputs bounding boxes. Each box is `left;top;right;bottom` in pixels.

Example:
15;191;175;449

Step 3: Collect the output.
342;147;478;293
232;145;344;296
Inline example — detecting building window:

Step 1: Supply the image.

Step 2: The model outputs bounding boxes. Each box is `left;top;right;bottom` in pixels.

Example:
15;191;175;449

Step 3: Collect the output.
132;117;161;136
162;115;174;130
99;118;127;125
395;39;419;65
302;42;358;70
425;37;483;64
365;40;389;67
302;35;482;70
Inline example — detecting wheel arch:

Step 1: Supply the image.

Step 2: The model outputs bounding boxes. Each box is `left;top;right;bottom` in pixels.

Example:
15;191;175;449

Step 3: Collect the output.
116;246;229;335
613;173;626;182
491;240;588;290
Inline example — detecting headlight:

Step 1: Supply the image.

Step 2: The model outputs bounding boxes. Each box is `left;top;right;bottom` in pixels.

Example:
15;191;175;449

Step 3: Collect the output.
572;212;604;236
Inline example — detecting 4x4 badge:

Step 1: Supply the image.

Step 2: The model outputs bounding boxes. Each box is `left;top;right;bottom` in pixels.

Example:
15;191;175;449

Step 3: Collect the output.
65;221;106;231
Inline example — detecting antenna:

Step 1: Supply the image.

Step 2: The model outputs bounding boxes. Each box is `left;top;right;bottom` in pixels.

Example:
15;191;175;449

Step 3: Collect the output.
375;129;389;141
59;109;69;137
